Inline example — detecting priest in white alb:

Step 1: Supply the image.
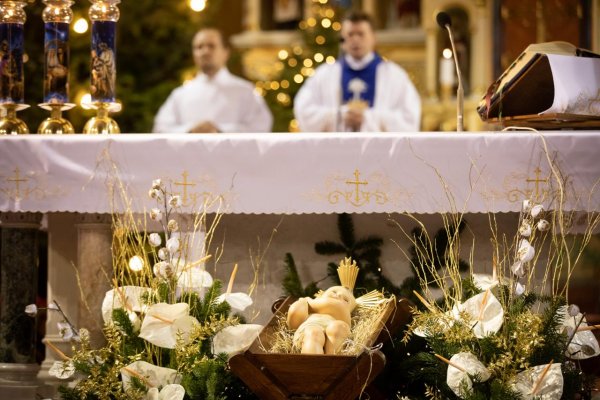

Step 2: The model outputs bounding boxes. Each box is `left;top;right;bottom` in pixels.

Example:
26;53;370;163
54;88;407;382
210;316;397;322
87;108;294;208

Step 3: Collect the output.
294;11;421;132
153;29;273;133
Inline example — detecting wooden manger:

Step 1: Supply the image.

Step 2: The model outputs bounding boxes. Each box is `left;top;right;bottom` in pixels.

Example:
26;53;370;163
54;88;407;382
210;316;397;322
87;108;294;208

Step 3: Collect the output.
229;296;412;400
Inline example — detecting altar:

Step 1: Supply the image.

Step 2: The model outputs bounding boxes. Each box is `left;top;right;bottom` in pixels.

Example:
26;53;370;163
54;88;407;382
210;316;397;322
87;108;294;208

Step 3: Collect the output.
1;131;599;397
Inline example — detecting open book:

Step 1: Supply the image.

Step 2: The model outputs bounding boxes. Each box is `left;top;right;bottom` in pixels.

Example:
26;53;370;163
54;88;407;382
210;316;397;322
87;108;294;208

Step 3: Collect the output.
477;41;600;126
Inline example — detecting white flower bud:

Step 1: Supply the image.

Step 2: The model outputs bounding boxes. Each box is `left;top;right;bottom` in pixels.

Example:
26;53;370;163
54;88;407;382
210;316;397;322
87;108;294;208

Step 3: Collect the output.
515;281;526;296
537;219;550;232
149;188;162;200
152;179;162;190
518;223;532;237
48;302;59;311
169;195;182;208
57;322;74;341
149;208;162;221
148;233;162;247
24;304;38;316
153;261;174;279
530;204;544;218
167;219;179;232
522;199;532;212
166;237;180;253
517;239;535;262
158;248;169;261
567;304;580;317
511;261;525;277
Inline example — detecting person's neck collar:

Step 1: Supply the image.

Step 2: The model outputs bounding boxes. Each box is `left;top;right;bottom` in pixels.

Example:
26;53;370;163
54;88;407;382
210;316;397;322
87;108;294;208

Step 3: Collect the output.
200;67;228;80
344;52;375;70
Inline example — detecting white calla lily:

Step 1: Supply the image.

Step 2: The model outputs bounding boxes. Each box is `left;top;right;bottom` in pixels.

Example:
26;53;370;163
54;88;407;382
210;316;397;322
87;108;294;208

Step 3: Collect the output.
49;360;75;379
510;363;563;400
121;361;180;391
445;352;491;398
472;273;509;291
146;384;186;400
101;286;151;324
212;324;263;357
216;292;253;313
176;266;213;295
139;303;198;349
558;306;600;360
458;290;504;338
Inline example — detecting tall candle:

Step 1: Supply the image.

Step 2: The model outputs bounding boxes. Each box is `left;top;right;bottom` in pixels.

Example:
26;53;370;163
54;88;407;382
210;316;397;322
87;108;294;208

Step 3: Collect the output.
439;56;456;87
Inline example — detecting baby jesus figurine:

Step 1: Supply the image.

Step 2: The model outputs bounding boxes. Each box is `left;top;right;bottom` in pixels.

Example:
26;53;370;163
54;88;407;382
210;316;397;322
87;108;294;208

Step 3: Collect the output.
287;258;359;355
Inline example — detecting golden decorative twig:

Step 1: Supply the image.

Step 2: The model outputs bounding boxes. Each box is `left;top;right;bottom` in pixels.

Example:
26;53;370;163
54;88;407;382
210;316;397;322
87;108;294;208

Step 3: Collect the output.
531;361;554;396
226;263;238;294
45;340;70;361
434;353;466;373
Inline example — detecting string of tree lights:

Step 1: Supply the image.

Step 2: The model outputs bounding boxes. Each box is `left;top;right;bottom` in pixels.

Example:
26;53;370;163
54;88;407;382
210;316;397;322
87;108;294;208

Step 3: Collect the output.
258;0;344;132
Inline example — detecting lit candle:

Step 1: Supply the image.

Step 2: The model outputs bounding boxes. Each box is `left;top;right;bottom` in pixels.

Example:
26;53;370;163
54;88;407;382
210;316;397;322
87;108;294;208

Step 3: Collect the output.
439;48;456;87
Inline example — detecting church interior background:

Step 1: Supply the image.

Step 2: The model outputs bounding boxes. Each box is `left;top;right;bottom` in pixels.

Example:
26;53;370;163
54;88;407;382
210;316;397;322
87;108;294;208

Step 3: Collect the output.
1;0;600;398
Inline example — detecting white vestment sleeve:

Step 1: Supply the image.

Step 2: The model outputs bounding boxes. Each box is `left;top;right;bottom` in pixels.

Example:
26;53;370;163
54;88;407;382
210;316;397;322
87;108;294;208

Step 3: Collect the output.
152;89;195;133
217;90;273;133
294;64;341;132
361;62;421;132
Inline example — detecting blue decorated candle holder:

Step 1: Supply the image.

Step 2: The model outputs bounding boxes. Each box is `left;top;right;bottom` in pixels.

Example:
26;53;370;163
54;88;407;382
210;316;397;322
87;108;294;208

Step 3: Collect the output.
38;0;75;134
0;0;30;134
83;0;120;134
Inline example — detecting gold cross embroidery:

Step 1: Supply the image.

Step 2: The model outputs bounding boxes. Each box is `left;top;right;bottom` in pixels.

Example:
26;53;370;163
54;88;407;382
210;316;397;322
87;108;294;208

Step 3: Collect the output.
174;171;196;206
6;167;28;199
346;169;368;204
526;167;549;202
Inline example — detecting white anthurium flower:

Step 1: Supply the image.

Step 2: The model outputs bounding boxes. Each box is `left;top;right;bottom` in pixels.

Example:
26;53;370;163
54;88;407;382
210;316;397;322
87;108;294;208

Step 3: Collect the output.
148;233;162;247
530;204;544;218
158;248;169;261
511;261;525;277
522;199;532;212
215;292;253;313
213;324;263;357
519;223;532;237
510;363;563;400
176;266;213;295
101;286;152;324
25;304;38;316
517;239;535;262
57;322;74;341
121;361;181;392
48;360;76;379
472;274;509;291
166;237;180;253
146;384;186;400
152;179;162;190
537;219;550;232
558;306;600;360
446;352;491;398
149;208;162;221
139;303;198;349
171;316;199;346
168;195;182;208
458;290;504;338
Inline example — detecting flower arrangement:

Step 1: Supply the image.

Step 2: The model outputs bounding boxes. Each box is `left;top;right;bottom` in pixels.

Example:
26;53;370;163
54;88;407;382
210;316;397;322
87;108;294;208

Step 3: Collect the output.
398;194;600;400
31;179;261;400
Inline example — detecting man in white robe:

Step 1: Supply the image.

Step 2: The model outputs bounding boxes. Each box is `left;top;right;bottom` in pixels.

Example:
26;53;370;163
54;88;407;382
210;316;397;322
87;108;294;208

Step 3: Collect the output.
294;11;421;132
153;29;273;133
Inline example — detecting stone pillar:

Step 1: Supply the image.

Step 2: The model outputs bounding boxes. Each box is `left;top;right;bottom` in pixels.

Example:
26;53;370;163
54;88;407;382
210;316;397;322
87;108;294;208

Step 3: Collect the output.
37;213;112;398
245;0;261;31
75;214;112;348
425;26;438;98
470;3;493;96
0;212;42;400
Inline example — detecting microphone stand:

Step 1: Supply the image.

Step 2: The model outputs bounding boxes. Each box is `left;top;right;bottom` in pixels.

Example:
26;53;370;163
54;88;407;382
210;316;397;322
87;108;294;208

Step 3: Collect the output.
437;12;464;132
445;25;464;132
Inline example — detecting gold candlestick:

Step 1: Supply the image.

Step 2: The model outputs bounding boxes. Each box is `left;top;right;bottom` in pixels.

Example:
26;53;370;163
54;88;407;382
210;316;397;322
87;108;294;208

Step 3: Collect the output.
83;0;120;134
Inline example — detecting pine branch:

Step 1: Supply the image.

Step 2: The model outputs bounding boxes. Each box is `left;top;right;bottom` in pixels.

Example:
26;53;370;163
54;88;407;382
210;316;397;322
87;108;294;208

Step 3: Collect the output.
314;241;347;255
338;213;356;248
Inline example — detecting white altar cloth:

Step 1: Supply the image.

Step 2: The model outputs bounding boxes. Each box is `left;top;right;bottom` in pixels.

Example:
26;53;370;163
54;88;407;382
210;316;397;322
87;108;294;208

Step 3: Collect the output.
0;132;598;214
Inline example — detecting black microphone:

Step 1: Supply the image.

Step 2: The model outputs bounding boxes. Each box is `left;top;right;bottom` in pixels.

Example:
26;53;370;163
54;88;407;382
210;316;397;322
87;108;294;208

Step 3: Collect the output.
437;11;464;132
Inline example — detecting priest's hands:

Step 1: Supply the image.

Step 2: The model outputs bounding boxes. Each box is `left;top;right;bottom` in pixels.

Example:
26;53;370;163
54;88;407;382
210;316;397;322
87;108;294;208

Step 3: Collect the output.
189;121;220;133
344;108;364;132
